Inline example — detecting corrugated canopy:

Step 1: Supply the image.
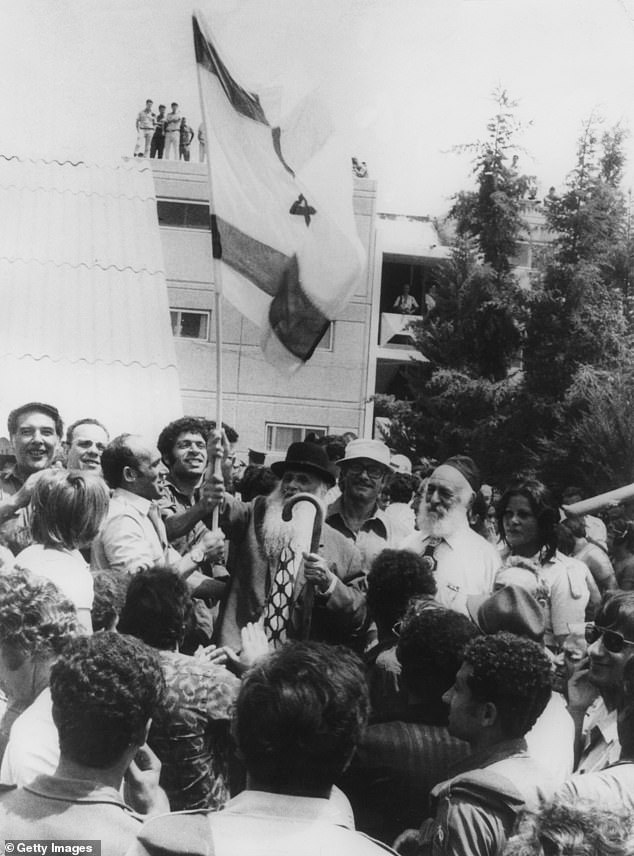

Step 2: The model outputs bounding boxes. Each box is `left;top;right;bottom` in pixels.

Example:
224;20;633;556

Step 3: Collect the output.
0;155;182;438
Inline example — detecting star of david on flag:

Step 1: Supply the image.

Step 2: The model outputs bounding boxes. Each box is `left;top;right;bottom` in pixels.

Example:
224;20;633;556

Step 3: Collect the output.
193;12;365;373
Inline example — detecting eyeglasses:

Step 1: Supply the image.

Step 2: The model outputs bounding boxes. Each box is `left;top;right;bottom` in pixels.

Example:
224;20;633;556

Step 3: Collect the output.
345;462;385;479
585;623;634;653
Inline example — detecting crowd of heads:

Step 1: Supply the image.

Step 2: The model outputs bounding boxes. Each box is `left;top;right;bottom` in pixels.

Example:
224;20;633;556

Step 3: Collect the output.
4;399;634;852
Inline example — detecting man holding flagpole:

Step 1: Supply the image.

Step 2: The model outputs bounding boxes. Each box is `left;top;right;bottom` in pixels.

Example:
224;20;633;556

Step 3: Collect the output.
208;440;368;653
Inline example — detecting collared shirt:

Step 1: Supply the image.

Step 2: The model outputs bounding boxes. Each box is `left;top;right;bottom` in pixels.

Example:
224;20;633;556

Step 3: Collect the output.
0;464;23;498
136;108;156;130
326;496;396;570
577;696;620;774
130;789;396;856
159;474;211;557
0;773;142;853
424;738;554;856
91;488;179;575
401;525;500;615
0;465;32;554
149;650;239;812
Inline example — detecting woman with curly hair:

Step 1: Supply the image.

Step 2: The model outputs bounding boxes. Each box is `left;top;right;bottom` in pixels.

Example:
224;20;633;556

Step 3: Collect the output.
495;478;590;651
15;469;109;632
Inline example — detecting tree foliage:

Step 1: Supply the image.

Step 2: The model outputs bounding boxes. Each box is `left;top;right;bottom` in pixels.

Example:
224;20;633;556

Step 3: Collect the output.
378;103;634;494
449;88;532;277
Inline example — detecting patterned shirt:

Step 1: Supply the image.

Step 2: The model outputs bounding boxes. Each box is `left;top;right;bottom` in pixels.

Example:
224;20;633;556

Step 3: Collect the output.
149;651;240;812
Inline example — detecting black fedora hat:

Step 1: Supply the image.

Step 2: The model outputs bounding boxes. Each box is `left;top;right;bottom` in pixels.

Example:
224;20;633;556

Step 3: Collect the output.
271;442;336;487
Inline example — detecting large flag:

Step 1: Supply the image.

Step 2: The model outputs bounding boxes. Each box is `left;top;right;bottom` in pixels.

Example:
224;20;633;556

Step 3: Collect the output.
193;12;365;374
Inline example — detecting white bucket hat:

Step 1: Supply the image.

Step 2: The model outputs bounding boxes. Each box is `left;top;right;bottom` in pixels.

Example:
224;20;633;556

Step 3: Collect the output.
337;438;391;469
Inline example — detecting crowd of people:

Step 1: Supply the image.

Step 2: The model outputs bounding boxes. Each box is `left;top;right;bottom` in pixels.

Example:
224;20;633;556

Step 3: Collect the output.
1;400;634;854
134;99;205;162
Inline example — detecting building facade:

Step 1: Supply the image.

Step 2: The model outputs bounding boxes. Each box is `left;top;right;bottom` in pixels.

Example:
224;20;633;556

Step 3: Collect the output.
152;159;380;456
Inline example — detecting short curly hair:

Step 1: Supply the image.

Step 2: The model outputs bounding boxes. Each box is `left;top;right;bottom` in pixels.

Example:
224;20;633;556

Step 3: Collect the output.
91;570;128;632
463;632;552;739
504;797;634;856
50;632;165;768
397;604;479;710
236;642;369;793
367;549;437;635
117;566;192;650
157;417;239;466
0;568;78;670
157;417;212;465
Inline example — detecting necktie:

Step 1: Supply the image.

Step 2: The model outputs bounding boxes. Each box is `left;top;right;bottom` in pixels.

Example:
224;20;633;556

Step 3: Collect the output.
421;537;441;573
263;545;296;648
147;503;168;551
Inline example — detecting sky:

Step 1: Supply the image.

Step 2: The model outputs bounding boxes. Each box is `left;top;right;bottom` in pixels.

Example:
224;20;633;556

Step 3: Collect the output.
3;0;634;216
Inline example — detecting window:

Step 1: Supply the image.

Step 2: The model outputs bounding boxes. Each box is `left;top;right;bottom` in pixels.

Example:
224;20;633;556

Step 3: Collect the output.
315;323;334;350
265;424;327;452
170;309;210;340
157;200;210;229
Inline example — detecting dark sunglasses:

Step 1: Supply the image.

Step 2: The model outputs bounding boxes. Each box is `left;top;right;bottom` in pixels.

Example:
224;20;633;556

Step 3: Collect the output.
345;462;385;479
585;623;634;653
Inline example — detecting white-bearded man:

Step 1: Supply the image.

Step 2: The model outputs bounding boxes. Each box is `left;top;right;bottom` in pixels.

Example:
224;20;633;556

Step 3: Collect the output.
211;442;368;653
207;443;367;651
402;455;500;615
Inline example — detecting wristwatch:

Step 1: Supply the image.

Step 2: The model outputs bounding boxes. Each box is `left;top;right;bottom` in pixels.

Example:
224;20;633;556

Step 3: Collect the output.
190;545;206;565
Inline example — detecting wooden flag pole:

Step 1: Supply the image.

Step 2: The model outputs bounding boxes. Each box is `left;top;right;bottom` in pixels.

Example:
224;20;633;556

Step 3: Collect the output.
196;44;225;529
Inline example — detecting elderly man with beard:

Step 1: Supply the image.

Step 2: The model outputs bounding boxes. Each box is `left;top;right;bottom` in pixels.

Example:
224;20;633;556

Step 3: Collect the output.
402;455;500;615
211;441;368;652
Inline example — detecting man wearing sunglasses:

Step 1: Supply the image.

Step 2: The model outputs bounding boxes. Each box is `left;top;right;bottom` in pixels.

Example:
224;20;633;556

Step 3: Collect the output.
326;438;398;568
568;591;634;773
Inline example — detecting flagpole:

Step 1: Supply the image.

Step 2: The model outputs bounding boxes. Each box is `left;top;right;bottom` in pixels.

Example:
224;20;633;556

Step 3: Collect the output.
196;50;225;529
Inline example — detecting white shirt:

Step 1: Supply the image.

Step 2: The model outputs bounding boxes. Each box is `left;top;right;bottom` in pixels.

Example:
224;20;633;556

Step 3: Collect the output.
0;688;58;786
577;696;620;774
402;524;500;614
15;544;93;612
91;488;179;575
525;691;575;787
130;790;391;856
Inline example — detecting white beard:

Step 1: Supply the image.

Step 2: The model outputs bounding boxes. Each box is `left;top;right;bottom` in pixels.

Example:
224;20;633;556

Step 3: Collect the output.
417;501;468;540
261;484;326;565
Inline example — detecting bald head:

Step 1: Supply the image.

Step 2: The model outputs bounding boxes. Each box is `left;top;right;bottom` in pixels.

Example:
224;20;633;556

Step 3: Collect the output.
101;434;167;500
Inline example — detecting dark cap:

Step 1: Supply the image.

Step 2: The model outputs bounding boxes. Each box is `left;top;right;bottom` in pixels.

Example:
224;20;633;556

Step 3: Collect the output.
466;585;545;643
248;449;266;466
271;442;336;487
442;455;481;493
